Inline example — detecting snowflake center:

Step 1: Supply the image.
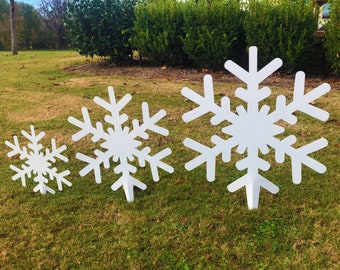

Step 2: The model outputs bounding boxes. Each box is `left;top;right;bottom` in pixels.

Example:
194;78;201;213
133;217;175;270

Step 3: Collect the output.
228;108;278;151
26;152;50;174
102;129;140;160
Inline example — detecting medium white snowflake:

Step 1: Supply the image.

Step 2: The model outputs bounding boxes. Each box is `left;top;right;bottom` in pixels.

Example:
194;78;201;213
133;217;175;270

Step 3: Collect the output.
182;46;330;209
68;86;174;202
5;125;71;194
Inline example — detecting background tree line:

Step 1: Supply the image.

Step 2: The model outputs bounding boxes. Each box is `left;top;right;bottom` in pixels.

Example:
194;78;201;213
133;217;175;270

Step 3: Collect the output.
64;0;339;75
1;0;339;75
0;0;67;50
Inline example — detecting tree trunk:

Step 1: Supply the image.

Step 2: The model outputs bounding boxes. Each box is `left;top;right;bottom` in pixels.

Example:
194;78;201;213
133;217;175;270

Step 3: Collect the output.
10;0;18;55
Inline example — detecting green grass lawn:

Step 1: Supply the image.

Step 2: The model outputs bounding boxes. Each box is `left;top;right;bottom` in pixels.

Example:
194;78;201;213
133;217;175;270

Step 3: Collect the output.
0;51;339;269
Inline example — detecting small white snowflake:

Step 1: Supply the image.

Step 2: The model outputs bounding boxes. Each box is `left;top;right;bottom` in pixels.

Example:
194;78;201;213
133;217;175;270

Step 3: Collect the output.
68;86;174;202
182;46;330;209
5;125;71;194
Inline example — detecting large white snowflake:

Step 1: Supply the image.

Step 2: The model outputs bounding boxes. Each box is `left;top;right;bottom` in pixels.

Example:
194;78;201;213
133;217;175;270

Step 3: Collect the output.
182;46;330;209
5;125;71;194
68;86;174;202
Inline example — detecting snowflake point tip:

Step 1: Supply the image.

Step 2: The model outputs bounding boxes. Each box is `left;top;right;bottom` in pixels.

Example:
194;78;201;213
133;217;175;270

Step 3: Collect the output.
224;59;234;70
204;74;213;80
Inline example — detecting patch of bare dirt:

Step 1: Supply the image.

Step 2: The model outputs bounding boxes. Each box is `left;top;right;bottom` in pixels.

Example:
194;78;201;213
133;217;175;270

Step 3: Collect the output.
64;60;340;90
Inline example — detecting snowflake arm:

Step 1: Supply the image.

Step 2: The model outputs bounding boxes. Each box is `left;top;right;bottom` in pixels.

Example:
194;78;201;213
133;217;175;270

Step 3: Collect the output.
134;147;174;181
292;72;330;121
76;150;115;184
47;168;72;191
270;136;328;184
227;173;280;209
182;75;238;125
33;174;55;194
131;102;169;139
22;127;45;152
225;48;282;86
45;139;69;163
8;164;32;187
78;146;138;184
184;138;219;182
68;107;107;142
6;136;31;186
225;46;282;106
111;173;147;202
184;136;238;182
269;71;330;124
6;136;30;160
94;86;130;131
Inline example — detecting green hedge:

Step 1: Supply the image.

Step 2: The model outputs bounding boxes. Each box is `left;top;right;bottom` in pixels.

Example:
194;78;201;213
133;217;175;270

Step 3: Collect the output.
243;0;317;73
132;0;244;69
132;0;318;71
132;0;188;66
325;0;340;75
65;0;136;63
65;0;338;74
182;0;245;69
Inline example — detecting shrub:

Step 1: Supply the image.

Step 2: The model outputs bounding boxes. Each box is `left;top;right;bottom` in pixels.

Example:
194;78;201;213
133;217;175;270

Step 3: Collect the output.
243;0;317;73
325;0;340;75
132;0;188;66
65;0;136;63
182;0;245;69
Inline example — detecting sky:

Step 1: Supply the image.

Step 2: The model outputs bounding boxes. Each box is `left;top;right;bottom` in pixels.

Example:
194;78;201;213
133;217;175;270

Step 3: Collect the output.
18;0;41;8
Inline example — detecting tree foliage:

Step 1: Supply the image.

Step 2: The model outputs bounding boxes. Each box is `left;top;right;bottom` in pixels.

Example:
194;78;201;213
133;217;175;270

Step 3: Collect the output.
0;0;60;50
325;0;340;74
0;0;6;20
182;0;245;69
18;3;42;49
133;0;244;69
0;0;10;50
65;0;136;62
243;0;317;73
39;0;68;49
132;0;188;66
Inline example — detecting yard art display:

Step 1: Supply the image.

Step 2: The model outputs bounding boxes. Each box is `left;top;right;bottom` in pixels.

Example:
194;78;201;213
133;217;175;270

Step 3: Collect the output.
182;46;330;209
68;86;174;202
5;125;71;194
